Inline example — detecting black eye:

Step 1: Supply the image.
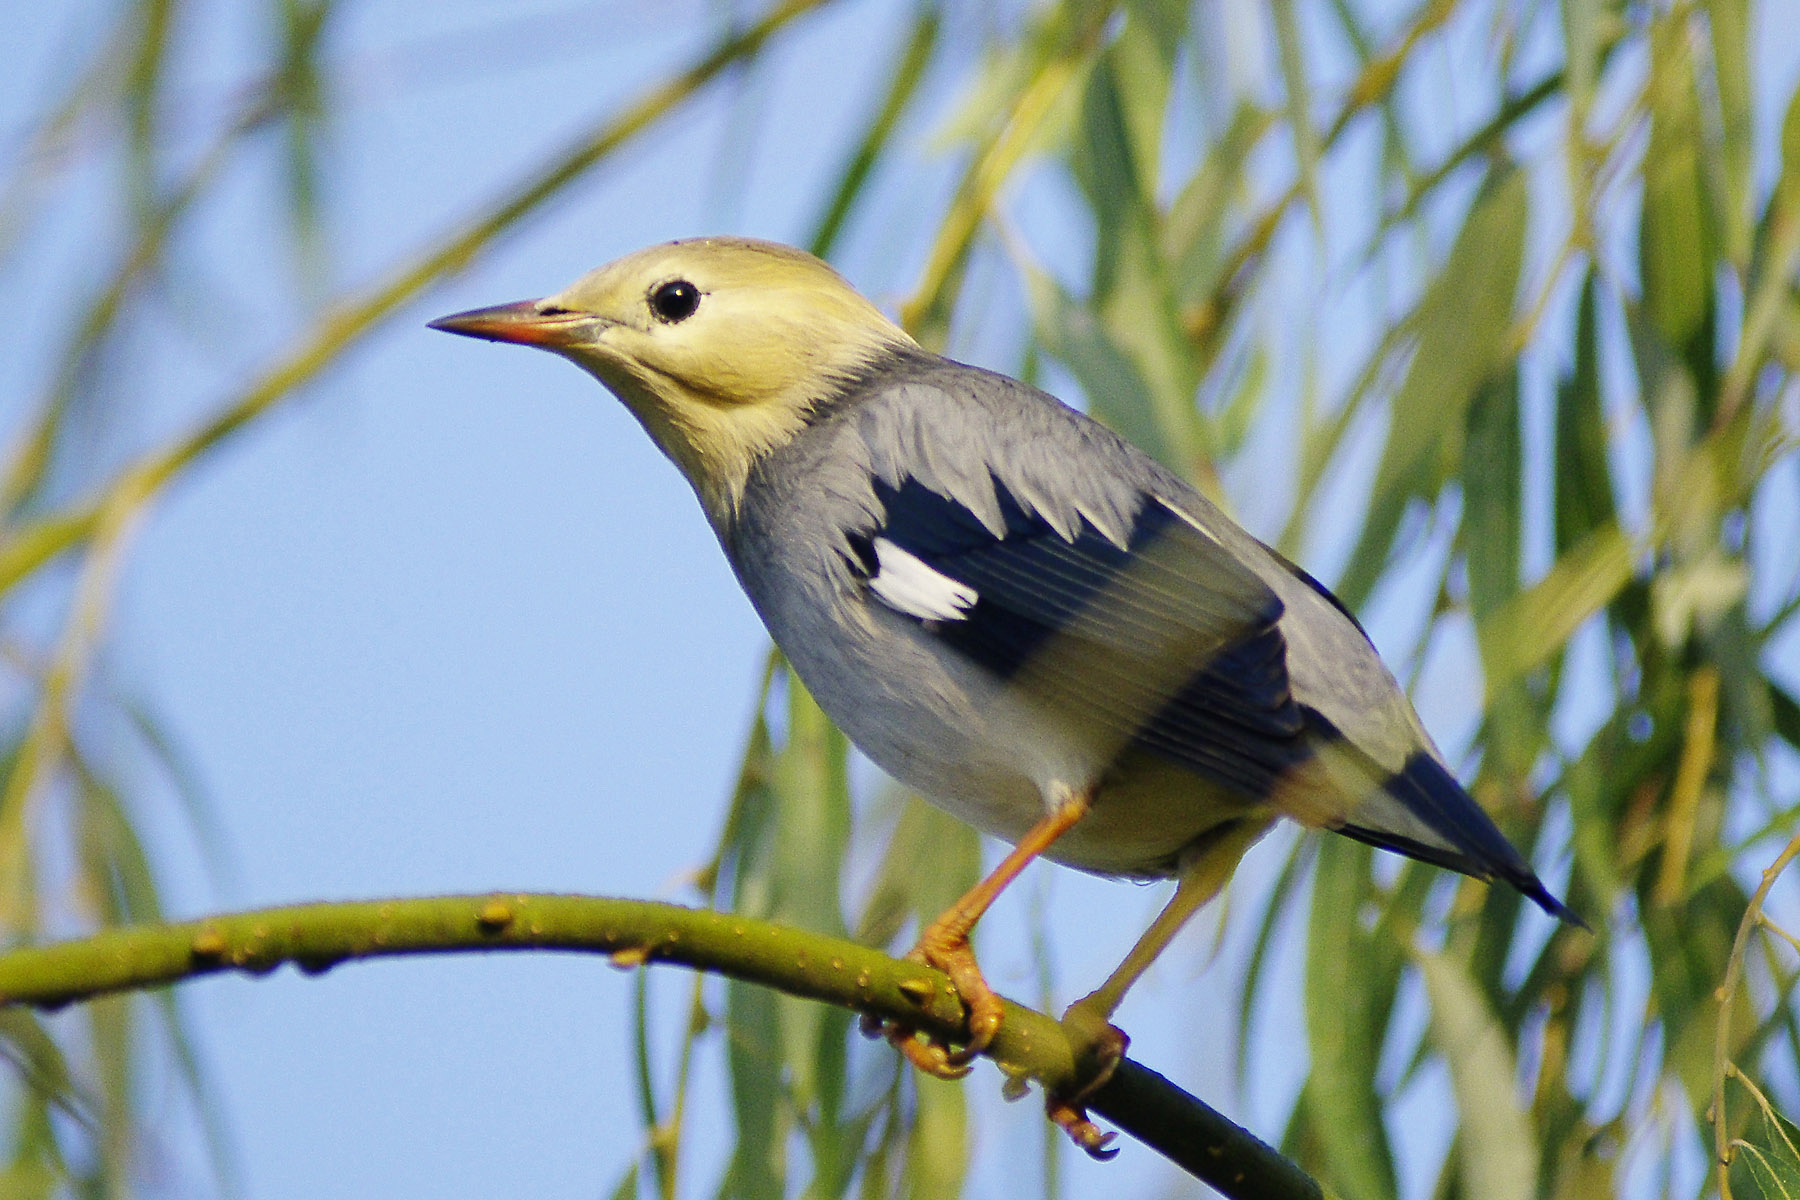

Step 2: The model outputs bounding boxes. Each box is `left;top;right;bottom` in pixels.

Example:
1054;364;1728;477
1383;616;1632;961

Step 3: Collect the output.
649;279;701;323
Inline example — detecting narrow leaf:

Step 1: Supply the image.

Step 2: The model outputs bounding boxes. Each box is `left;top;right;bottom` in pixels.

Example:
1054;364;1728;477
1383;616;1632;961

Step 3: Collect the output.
1303;839;1398;1200
1553;272;1616;556
1417;947;1538;1200
1478;523;1637;701
1338;167;1529;608
1705;0;1754;265
1639;14;1714;357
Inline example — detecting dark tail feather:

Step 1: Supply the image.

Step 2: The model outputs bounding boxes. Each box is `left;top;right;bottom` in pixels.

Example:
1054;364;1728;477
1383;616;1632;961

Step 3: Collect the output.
1340;752;1585;928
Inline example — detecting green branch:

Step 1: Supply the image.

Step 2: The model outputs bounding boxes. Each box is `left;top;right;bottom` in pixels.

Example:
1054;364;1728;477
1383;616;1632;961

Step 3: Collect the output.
0;893;1324;1200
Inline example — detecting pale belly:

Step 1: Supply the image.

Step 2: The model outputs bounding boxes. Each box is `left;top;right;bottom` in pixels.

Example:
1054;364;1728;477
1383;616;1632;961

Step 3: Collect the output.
758;572;1248;878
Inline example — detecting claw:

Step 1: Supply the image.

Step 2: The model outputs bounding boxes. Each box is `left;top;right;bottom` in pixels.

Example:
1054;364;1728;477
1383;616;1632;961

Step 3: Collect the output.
892;1027;974;1079
908;918;1004;1067
1047;1097;1120;1160
1045;999;1130;1158
867;926;1005;1077
863;958;982;1079
940;973;1003;1067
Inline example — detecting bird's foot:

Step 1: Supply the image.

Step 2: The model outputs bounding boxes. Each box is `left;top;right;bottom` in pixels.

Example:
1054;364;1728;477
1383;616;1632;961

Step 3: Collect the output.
862;921;1004;1080
1047;997;1129;1160
858;1007;975;1081
904;919;1005;1068
886;1021;976;1080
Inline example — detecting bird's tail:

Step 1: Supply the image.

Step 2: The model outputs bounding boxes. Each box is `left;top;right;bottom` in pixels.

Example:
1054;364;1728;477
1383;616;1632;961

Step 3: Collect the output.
1278;733;1581;926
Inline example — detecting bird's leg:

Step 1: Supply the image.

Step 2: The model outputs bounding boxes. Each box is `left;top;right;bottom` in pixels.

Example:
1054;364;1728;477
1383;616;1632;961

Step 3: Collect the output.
882;788;1092;1080
1049;817;1271;1157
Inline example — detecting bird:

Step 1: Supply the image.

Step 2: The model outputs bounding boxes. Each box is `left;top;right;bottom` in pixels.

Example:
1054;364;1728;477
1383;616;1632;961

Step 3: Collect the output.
430;236;1578;1154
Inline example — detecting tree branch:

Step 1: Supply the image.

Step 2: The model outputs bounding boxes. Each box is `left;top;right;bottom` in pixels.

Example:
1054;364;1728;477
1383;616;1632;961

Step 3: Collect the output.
0;893;1324;1199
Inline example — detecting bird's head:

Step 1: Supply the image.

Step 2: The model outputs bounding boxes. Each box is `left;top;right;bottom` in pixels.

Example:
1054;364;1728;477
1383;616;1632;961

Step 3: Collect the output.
431;237;915;524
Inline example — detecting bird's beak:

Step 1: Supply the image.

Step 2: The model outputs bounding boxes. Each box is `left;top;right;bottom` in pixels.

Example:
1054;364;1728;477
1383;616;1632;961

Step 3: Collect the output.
428;299;599;348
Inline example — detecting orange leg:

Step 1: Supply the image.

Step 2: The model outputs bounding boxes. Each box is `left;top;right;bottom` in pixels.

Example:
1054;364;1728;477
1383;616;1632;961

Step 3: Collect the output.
1048;817;1272;1157
885;788;1091;1078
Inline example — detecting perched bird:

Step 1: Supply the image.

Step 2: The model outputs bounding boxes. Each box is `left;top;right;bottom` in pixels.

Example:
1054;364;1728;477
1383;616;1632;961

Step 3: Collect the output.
431;236;1576;1153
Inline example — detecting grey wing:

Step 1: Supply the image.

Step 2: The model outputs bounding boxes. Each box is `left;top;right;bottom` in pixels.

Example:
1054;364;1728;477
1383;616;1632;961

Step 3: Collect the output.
847;466;1315;799
822;360;1578;922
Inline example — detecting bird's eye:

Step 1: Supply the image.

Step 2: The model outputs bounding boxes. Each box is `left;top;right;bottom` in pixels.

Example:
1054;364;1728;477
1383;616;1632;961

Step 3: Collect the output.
649;279;701;324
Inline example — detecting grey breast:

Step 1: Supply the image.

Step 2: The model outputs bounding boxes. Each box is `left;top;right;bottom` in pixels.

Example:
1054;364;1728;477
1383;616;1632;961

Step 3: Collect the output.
724;351;1301;866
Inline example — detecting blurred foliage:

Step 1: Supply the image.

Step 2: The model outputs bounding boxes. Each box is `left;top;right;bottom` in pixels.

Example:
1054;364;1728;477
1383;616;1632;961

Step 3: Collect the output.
2;1;1799;1198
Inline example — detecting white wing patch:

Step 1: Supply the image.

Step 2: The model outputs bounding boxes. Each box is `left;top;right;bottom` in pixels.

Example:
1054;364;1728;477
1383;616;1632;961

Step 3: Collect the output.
867;537;977;622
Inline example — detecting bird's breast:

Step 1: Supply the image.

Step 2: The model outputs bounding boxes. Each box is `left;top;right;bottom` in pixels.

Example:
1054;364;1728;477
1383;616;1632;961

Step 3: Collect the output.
730;531;1241;877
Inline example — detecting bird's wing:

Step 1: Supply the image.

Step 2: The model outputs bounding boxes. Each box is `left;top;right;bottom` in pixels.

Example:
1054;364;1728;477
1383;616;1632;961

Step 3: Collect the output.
822;361;1577;923
851;472;1313;798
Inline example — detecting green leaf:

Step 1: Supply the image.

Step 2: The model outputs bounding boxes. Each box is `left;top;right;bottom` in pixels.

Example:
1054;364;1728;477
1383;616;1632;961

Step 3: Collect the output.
770;680;851;939
88;994;135;1187
5;1080;69;1199
902;1074;968;1200
610;1163;641;1200
1706;0;1755;266
1477;522;1637;701
1639;13;1715;358
721;971;787;1200
1645;883;1751;1102
808;8;940;259
1067;27;1214;483
1270;0;1322;234
1560;0;1602;116
1121;0;1188;59
121;0;179;218
0;1009;91;1124
1781;75;1800;216
718;675;788;1200
1770;681;1800;752
631;969;660;1181
854;794;980;950
1162;101;1266;308
1731;1098;1800;1199
1212;343;1270;461
767;681;853;1115
1553;272;1617;556
1026;267;1198;476
1547;1129;1617;1200
1236;838;1308;1088
1337;166;1529;609
272;0;337;280
925;8;1091;155
800;1083;879;1200
1417;947;1538;1200
1303;839;1397;1200
0;1164;58;1200
1650;551;1749;647
1464;369;1541;779
75;758;164;925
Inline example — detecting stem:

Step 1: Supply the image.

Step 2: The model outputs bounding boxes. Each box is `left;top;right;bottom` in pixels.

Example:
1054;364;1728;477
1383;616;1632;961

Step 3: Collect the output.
0;892;1326;1200
1712;828;1800;1199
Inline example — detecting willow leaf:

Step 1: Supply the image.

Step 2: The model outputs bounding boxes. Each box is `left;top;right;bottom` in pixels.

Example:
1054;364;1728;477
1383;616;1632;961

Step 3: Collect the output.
1337;166;1529;609
1418;947;1537;1200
